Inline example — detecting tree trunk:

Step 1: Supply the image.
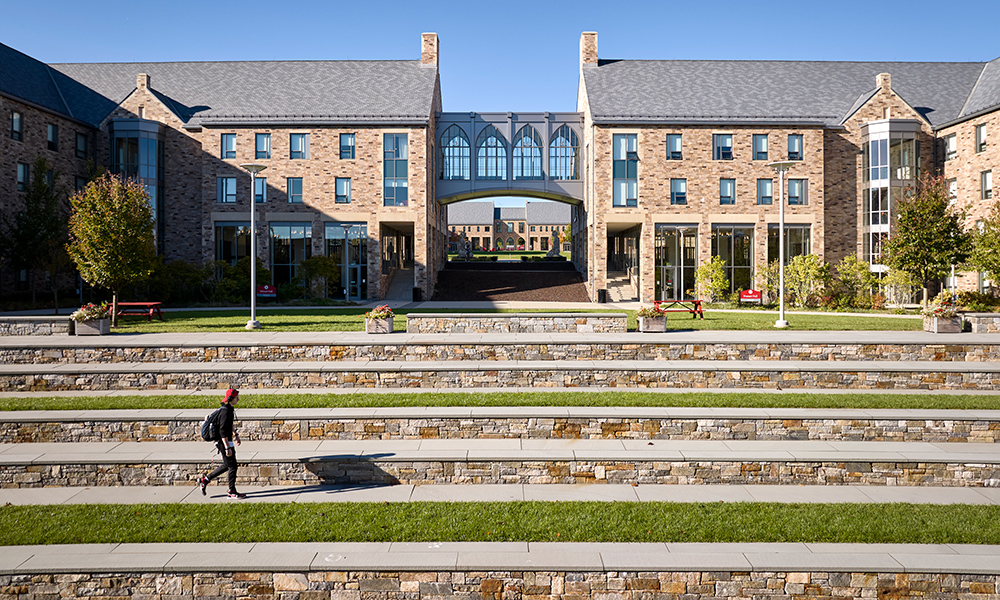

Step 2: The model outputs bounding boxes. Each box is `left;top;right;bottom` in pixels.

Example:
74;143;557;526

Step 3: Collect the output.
111;292;118;328
50;271;59;315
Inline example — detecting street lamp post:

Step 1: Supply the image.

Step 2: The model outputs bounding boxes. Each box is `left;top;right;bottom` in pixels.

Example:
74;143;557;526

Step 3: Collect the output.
240;164;267;330
767;161;796;329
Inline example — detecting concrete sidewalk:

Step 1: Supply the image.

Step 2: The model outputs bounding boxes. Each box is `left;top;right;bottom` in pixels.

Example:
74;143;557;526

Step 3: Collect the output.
4;438;1000;464
3;483;1000;506
2;541;1000;574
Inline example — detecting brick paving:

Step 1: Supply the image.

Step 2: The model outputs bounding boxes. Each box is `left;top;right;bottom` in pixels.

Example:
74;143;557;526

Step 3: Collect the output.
431;268;590;302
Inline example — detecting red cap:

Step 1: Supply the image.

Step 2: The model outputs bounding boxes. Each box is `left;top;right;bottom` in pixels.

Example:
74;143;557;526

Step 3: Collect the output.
224;388;239;402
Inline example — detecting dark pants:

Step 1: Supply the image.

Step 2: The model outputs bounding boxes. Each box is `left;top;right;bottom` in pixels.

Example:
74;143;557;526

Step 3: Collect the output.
207;441;238;491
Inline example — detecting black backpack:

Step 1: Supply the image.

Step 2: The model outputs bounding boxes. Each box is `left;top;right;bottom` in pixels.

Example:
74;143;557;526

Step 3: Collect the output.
200;407;224;441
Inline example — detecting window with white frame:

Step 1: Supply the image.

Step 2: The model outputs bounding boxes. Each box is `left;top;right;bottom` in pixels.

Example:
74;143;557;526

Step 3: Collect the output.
221;134;236;159
10;111;22;141
788;134;803;160
335;177;351;204
670;178;687;205
947;178;957;206
719;178;735;205
712;134;733;160
287;177;303;203
254;177;266;203
16;163;29;192
984;170;994;200
943;134;957;161
756;178;773;205
666;134;682;160
290;133;309;159
976;125;987;153
216;177;237;203
340;133;355;159
752;134;768;161
787;179;807;205
612;134;638;206
384;133;409;206
255;133;270;159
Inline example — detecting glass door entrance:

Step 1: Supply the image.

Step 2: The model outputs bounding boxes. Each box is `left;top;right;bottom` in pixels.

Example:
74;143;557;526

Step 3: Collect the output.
325;223;368;301
654;224;698;301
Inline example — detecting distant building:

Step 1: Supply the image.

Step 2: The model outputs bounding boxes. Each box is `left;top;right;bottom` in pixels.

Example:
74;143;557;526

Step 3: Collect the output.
446;201;570;251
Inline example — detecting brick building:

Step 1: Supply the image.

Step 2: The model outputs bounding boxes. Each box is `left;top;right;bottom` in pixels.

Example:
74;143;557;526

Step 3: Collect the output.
1;32;998;302
446;201;569;252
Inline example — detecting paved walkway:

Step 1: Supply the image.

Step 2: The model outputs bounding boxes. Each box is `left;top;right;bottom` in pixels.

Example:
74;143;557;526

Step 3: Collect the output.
2;541;1000;574
3;438;999;464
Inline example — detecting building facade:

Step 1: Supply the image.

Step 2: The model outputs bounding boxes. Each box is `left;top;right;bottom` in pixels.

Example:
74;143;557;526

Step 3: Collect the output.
1;32;998;302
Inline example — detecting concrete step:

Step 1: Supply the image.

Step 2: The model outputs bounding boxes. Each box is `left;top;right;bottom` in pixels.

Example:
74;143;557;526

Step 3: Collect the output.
4;439;1000;488
5;406;1000;444
4;541;1000;576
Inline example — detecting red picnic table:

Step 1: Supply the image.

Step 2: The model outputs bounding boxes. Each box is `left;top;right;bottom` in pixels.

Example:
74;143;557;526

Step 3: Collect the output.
653;299;704;319
116;301;164;321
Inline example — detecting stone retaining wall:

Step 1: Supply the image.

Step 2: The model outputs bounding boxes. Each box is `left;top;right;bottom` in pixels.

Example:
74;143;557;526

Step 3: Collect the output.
4;459;1000;487
0;316;71;336
5;368;998;392
2;570;997;600
6;341;1000;364
404;313;628;333
5;416;999;443
967;313;1000;333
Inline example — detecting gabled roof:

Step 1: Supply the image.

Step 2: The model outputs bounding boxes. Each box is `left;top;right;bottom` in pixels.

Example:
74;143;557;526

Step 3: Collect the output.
526;201;571;224
496;206;526;221
0;43;74;119
48;59;439;128
447;201;494;225
959;56;1000;120
582;59;988;128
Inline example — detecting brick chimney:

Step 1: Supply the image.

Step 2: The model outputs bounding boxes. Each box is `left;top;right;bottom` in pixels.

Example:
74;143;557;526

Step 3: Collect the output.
136;73;150;90
876;72;891;92
421;33;438;68
580;32;598;68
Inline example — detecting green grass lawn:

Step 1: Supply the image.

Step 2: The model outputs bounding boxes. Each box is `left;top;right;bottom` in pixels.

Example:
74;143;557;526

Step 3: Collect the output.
3;391;997;412
2;502;997;545
111;307;921;333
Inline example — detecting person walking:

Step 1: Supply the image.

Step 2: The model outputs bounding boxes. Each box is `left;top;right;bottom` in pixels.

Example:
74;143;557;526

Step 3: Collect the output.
198;388;245;499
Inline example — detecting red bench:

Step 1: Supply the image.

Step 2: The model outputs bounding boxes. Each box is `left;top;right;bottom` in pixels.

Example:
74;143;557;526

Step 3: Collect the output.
116;302;164;321
653;299;704;319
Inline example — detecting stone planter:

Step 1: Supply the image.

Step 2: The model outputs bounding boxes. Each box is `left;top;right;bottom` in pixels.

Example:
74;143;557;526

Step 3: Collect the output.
923;316;963;333
365;317;393;334
638;316;667;333
75;318;110;336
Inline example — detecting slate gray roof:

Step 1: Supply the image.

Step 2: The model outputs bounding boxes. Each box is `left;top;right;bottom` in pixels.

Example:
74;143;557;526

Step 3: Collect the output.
526;201;571;224
497;206;526;221
959;57;1000;121
582;59;990;128
0;43;76;120
447;201;494;225
48;59;438;128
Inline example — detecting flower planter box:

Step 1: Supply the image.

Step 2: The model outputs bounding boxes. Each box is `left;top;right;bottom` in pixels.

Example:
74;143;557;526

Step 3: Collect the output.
923;316;963;333
365;317;393;334
638;316;668;333
75;318;110;336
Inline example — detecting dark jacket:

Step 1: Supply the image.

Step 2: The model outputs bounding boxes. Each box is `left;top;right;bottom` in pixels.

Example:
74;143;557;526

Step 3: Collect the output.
218;402;236;439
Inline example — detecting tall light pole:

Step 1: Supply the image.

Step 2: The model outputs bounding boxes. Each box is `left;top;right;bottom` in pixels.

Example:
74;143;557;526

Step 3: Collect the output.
768;161;795;328
240;164;267;330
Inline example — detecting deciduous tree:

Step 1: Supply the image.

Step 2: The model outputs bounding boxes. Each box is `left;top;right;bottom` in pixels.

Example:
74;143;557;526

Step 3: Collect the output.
882;175;971;305
67;174;156;326
969;200;1000;287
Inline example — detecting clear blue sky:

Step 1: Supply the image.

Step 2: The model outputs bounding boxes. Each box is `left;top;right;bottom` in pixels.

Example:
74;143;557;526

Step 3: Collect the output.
6;0;995;209
5;0;997;114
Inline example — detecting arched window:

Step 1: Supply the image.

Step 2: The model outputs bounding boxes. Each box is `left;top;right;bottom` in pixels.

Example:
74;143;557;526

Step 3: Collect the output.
439;125;470;180
496;238;503;249
506;237;514;248
476;125;507;180
513;125;543;180
549;125;579;180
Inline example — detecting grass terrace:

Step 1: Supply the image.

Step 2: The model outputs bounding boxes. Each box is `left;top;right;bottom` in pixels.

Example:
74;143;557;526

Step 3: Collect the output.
109;307;922;333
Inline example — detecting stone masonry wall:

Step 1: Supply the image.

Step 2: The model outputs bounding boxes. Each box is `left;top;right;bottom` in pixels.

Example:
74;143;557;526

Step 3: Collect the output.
2;341;995;364
0;317;70;336
4;416;999;444
3;570;998;600
5;367;999;392
4;459;1000;487
404;314;627;333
